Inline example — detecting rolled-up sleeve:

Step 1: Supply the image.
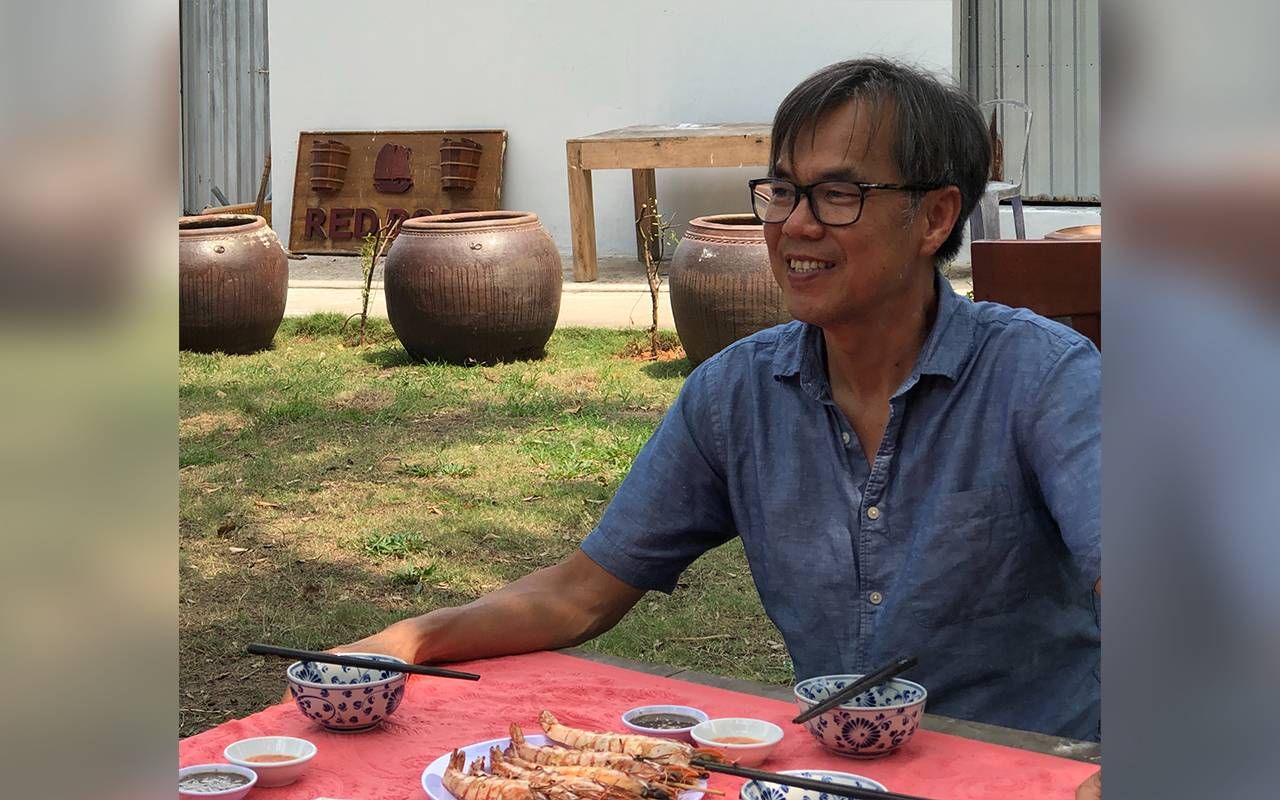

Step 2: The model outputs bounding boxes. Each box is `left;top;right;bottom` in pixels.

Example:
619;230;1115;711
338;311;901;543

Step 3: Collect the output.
580;361;737;592
1022;339;1102;581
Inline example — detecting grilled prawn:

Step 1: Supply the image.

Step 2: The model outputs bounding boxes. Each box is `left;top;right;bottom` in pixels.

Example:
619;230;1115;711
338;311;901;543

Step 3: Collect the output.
538;711;720;778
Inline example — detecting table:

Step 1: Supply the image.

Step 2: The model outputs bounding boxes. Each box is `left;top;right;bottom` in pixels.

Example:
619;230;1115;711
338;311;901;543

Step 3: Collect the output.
180;650;1098;799
566;124;771;282
970;239;1102;350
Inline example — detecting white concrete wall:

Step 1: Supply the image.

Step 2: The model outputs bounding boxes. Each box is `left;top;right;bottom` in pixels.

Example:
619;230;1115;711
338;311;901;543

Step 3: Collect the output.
269;0;953;256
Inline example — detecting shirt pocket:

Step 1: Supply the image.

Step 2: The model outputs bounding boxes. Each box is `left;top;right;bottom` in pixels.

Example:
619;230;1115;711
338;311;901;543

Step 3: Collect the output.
909;485;1032;629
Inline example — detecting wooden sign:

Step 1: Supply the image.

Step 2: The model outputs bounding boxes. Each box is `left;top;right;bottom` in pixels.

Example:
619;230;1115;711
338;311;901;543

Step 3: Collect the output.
288;129;507;254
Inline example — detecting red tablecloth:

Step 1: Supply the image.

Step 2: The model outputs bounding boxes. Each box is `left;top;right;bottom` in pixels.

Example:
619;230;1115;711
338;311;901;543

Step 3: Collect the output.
180;651;1095;799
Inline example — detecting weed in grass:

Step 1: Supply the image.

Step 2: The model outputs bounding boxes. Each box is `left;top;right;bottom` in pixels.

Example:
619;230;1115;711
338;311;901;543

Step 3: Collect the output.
389;562;440;590
358;530;429;559
401;462;477;479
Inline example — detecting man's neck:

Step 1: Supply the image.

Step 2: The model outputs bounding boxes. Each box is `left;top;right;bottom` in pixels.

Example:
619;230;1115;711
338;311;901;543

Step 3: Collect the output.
823;271;939;404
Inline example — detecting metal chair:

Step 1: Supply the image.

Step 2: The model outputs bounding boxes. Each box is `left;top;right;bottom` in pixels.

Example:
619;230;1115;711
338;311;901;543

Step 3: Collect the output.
969;99;1032;241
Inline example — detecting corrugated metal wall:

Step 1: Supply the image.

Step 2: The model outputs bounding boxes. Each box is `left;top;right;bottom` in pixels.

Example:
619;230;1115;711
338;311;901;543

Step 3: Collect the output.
966;0;1100;203
180;0;271;213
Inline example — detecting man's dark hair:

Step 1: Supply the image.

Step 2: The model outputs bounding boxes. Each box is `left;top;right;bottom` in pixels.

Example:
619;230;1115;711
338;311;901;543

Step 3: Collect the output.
770;57;991;265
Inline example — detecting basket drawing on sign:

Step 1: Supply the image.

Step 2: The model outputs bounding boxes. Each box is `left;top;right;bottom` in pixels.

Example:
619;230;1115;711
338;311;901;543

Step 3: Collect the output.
439;137;483;191
310;139;351;193
374;143;413;193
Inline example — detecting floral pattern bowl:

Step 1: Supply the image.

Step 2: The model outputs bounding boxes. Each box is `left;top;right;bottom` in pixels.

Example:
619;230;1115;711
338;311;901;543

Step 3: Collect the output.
739;769;887;800
286;652;407;732
792;674;927;758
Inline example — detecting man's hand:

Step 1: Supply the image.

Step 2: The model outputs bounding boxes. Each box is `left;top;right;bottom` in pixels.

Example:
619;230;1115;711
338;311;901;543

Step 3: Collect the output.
329;617;427;664
1075;769;1101;800
277;617;427;704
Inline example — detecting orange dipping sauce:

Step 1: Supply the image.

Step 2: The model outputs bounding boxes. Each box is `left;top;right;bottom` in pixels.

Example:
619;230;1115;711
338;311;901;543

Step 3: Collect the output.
712;736;763;745
245;753;298;763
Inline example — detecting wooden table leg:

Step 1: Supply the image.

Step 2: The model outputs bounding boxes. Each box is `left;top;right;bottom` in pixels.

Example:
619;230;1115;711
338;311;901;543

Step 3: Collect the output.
632;168;659;263
566;142;598;282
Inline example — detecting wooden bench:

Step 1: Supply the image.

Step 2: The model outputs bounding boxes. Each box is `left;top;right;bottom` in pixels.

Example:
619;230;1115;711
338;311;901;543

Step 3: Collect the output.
565;124;771;281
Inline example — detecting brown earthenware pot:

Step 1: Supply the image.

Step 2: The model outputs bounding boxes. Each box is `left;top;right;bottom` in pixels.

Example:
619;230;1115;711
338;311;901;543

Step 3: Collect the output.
669;213;791;365
179;214;288;354
384;211;562;364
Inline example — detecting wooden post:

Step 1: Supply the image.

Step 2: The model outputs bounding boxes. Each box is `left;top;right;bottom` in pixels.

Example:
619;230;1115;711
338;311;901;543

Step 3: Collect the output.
253;154;272;218
631;169;659;263
566;141;598;282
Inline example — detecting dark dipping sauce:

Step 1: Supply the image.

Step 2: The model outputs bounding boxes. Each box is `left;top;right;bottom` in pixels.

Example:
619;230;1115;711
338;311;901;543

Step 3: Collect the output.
630;712;700;729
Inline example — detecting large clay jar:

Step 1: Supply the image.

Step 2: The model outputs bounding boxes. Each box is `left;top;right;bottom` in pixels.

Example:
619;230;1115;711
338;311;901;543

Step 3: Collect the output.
669;213;791;365
384;211;562;364
179;214;288;354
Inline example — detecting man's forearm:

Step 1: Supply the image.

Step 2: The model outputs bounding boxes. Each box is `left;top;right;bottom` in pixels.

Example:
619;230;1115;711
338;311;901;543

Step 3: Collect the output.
410;583;598;663
406;555;643;664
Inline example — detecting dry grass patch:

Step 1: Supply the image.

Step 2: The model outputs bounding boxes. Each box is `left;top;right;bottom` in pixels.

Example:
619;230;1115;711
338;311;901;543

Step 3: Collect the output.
332;387;395;413
180;411;250;438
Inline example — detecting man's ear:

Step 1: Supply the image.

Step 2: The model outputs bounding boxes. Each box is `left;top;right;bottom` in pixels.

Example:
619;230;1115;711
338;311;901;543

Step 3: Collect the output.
917;186;962;258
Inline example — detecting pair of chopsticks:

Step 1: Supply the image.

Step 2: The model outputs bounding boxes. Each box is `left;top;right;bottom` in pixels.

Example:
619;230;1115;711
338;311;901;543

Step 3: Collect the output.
792;656;917;724
247;643;480;681
691;759;936;800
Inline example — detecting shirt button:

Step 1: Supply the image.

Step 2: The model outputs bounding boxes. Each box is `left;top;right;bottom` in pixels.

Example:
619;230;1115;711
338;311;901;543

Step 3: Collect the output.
841;431;851;445
866;506;880;520
869;591;884;605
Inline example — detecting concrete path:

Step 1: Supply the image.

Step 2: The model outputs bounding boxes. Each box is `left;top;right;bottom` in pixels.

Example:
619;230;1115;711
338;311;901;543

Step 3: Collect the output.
286;253;973;329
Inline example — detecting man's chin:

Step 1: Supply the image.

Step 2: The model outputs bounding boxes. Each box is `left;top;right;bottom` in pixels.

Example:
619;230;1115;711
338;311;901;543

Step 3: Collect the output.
783;303;828;328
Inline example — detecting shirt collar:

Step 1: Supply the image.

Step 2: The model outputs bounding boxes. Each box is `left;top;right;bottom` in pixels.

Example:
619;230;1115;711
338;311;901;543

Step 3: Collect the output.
771;271;976;397
913;269;977;382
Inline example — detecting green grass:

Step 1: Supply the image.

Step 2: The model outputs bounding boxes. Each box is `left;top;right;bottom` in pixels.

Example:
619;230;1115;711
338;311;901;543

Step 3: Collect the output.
179;318;789;736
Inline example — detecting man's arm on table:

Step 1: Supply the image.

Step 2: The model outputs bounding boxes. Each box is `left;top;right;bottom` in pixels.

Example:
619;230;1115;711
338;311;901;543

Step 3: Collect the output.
1022;338;1103;796
335;549;644;665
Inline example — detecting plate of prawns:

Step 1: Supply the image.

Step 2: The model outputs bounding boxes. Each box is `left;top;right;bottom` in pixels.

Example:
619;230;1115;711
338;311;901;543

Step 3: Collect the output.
422;710;724;800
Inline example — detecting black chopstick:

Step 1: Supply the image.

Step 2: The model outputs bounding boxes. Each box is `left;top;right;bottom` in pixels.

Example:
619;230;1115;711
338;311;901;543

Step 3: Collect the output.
792;656;917;724
691;758;936;800
247;643;480;681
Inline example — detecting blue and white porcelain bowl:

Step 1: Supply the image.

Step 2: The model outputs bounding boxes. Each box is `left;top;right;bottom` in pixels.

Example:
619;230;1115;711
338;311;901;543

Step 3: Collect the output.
793;674;927;758
740;769;887;800
286;652;407;732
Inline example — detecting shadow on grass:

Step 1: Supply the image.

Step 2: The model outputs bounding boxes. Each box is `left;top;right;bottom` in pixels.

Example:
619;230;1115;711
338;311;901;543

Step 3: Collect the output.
179;536;453;737
641;358;692;380
362;346;417;368
361;347;562;370
179;482;610;737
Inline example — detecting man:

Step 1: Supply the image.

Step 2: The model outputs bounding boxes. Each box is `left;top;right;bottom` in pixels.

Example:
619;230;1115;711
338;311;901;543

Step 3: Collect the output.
337;58;1101;743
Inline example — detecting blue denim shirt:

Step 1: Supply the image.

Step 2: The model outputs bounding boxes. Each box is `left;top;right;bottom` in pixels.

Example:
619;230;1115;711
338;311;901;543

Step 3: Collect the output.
581;273;1101;740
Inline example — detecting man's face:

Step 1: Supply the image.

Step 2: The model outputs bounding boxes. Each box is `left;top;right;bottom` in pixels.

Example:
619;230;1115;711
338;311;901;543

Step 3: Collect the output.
765;100;930;328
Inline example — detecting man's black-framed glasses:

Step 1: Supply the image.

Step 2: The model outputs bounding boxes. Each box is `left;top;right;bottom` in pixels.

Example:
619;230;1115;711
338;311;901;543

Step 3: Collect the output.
748;177;941;226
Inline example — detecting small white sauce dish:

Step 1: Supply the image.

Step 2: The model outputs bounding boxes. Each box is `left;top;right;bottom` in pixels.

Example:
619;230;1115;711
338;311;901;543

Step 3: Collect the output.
178;762;258;799
690;717;784;767
620;704;710;742
223;735;318;787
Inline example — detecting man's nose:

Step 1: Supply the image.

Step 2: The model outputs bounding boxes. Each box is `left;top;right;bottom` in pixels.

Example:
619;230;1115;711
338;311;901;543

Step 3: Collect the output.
781;194;824;238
